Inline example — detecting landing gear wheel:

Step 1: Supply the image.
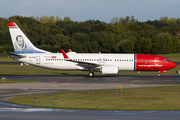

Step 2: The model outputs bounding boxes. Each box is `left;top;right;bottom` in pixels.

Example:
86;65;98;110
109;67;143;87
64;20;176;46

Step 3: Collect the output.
88;72;94;77
157;73;161;77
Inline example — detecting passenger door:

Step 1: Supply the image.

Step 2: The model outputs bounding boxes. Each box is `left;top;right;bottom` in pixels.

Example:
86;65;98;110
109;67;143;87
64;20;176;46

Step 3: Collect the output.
155;57;159;65
36;56;40;64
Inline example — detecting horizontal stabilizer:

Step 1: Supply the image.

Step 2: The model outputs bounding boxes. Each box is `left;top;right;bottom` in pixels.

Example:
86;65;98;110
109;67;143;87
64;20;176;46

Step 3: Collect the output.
9;52;26;58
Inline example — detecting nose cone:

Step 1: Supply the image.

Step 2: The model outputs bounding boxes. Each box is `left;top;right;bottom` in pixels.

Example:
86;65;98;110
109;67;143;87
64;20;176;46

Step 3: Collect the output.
171;62;177;69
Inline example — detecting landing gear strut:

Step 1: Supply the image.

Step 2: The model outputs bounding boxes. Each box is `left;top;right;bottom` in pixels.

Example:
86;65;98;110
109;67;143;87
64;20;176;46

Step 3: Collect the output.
88;72;94;77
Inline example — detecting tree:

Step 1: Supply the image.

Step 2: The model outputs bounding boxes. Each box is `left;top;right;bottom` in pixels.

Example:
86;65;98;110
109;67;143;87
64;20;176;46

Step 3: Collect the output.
124;16;130;24
119;17;124;24
108;24;129;34
63;16;71;22
117;39;134;53
134;37;152;54
49;16;56;23
72;33;89;43
130;15;136;24
160;16;169;24
110;17;118;24
56;16;61;22
152;33;172;54
36;16;40;22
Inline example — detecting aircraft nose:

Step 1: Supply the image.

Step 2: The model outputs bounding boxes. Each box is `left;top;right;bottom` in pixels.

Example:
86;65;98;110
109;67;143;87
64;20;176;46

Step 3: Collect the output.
171;62;177;68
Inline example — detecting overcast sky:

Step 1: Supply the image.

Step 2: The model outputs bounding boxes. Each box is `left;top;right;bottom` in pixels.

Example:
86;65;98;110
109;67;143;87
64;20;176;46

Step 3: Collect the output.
0;0;180;23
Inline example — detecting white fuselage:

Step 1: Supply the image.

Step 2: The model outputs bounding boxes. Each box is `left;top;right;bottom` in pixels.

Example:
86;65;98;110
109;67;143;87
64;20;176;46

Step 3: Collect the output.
15;52;135;71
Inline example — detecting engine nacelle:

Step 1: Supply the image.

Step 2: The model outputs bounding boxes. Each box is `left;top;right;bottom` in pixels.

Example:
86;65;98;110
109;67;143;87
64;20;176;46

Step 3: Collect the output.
101;66;119;74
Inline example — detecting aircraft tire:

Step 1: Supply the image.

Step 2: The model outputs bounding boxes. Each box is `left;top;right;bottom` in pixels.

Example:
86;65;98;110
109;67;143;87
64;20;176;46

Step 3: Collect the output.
157;73;161;77
88;72;94;77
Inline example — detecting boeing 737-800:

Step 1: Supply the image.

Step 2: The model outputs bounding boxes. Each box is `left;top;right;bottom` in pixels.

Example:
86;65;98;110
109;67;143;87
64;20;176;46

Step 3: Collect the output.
8;22;177;77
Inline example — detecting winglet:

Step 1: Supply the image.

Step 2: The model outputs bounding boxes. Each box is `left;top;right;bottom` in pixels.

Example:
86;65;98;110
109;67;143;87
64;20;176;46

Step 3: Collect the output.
68;49;72;52
61;49;69;59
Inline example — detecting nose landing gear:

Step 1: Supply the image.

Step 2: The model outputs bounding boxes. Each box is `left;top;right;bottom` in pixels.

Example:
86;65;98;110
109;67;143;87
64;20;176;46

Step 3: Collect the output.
157;73;161;77
157;70;166;77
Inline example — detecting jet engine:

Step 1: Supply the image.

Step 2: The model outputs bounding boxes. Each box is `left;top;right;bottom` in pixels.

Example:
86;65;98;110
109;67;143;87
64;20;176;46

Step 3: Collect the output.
101;66;119;74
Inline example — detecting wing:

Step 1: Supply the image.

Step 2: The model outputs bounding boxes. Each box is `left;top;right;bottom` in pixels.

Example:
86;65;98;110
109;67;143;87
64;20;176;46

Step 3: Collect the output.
61;49;101;70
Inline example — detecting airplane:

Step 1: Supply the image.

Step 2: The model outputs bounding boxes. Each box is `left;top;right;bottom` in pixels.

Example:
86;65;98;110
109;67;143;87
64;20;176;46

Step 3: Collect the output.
8;22;177;77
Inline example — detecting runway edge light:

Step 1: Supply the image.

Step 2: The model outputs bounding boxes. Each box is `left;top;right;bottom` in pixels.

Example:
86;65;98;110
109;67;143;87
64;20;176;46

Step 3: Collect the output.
116;86;118;93
120;86;122;93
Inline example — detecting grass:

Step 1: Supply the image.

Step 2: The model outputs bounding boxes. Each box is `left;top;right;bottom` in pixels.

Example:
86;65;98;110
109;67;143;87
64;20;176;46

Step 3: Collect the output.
0;56;18;62
8;86;180;110
0;79;37;83
0;64;91;75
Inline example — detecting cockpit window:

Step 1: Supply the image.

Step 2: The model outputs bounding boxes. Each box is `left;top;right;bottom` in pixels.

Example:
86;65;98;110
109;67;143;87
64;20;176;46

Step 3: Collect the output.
163;59;170;62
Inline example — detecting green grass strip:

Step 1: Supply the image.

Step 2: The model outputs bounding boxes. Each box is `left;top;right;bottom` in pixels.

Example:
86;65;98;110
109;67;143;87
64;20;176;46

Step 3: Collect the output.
8;86;180;110
0;79;37;83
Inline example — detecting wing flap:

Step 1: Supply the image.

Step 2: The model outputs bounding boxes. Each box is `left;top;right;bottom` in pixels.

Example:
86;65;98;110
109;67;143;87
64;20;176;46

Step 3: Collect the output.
66;59;101;69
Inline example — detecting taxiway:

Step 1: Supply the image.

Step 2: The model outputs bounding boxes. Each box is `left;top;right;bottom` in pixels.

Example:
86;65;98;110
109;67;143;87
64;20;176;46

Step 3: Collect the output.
0;75;180;120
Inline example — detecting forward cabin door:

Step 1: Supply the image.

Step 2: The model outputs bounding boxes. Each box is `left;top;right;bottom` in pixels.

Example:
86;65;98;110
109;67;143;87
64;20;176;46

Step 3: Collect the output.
36;56;40;64
155;57;159;65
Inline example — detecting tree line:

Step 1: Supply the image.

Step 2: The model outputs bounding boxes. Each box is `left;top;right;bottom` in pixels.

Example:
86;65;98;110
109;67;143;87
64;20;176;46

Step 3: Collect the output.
0;15;180;54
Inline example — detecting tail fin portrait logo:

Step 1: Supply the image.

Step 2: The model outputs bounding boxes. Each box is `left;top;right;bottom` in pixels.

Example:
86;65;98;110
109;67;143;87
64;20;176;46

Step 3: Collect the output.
15;35;27;51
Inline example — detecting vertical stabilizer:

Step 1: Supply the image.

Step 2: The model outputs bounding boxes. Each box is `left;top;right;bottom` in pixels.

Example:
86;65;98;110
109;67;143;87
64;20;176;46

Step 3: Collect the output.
8;22;50;54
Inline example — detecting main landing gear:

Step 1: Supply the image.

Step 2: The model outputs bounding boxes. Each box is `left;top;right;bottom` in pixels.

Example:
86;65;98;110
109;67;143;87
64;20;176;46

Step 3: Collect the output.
88;71;94;77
